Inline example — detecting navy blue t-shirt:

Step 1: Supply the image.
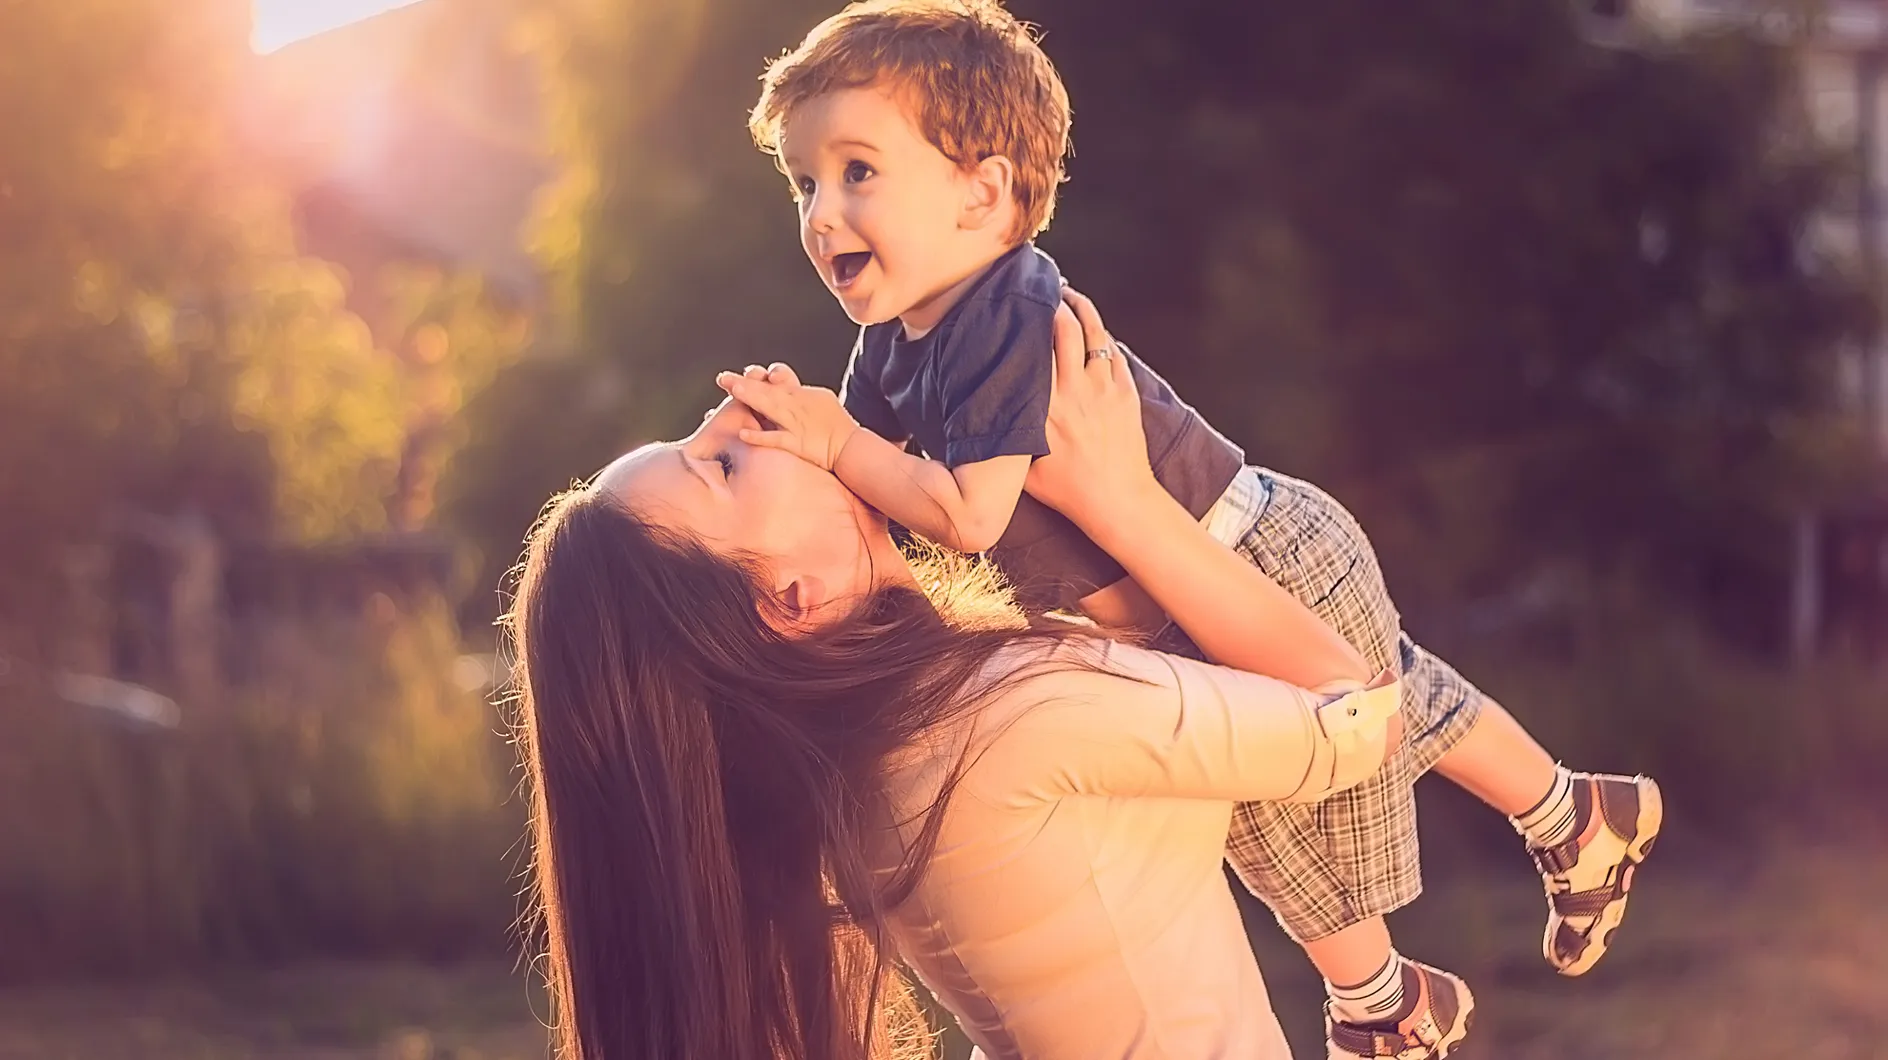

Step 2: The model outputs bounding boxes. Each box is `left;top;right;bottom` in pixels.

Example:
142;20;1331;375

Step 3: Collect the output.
840;243;1245;611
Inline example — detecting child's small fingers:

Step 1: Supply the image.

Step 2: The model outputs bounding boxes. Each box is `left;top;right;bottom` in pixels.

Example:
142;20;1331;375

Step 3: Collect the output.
719;376;787;418
738;428;794;450
719;374;761;399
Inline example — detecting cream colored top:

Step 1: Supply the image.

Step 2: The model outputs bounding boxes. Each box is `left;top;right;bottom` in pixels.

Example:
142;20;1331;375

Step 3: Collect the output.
880;640;1390;1060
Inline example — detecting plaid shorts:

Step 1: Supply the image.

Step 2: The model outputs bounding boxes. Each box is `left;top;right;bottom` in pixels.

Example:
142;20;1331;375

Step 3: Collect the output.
1159;466;1486;942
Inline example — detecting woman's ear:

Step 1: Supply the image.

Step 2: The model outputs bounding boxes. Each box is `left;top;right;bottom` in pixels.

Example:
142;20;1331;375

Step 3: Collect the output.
777;574;829;629
959;154;1016;233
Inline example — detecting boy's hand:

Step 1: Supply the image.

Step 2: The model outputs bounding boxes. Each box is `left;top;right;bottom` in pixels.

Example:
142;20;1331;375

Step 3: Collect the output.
735;361;801;386
715;366;859;471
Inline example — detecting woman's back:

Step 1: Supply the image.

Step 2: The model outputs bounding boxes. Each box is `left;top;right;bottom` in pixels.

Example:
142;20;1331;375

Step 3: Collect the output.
879;640;1317;1060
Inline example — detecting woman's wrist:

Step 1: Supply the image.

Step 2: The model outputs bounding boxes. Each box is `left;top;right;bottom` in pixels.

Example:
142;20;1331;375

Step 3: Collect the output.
1068;474;1173;550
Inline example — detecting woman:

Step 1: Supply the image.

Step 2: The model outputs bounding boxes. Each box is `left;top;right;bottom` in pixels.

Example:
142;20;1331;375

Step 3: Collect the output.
507;296;1397;1060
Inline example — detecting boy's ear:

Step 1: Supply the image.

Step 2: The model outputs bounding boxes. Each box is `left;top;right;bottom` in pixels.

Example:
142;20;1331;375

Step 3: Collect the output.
959;154;1016;233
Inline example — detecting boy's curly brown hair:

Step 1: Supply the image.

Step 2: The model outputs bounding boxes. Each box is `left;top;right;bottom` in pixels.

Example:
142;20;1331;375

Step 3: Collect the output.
750;0;1072;242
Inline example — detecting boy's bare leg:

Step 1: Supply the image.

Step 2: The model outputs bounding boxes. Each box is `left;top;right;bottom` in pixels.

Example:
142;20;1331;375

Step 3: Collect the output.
1430;699;1558;815
1302;917;1395;988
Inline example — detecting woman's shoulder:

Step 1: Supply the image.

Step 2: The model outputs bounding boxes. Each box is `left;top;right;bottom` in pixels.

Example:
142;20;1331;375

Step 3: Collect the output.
973;635;1182;714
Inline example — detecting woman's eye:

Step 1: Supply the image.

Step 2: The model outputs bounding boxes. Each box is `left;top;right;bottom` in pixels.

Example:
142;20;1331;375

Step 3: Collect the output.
844;161;873;184
794;176;815;200
715;452;734;477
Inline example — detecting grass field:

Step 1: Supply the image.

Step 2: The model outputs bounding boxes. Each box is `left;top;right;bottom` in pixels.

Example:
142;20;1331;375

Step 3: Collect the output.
3;801;1880;1059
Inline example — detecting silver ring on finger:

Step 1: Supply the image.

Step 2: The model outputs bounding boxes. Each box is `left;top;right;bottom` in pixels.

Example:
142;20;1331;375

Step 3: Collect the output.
1084;343;1115;364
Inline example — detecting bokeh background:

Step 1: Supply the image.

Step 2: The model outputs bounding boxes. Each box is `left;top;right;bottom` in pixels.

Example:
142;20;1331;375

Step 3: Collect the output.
3;0;1886;1056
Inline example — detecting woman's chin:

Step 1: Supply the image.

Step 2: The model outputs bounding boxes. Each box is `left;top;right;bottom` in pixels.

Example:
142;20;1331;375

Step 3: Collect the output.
857;506;892;541
843;489;886;529
851;505;908;567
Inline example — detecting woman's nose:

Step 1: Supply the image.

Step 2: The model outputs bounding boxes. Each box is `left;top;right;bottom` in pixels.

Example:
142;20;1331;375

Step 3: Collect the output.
700;397;758;436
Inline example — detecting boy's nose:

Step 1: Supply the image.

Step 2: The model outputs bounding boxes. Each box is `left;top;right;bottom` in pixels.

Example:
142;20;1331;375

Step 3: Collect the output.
805;192;841;235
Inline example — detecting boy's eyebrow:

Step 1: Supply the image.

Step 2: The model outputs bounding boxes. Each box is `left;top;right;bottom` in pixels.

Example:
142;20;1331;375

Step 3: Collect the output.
790;137;880;159
779;138;879;172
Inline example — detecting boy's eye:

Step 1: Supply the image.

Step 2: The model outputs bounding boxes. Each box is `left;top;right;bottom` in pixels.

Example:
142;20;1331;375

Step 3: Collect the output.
715;451;734;477
844;161;873;184
793;176;814;201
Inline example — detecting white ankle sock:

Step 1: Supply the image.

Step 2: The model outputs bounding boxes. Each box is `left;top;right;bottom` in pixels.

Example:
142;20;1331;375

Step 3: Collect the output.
1327;952;1407;1026
1515;765;1579;849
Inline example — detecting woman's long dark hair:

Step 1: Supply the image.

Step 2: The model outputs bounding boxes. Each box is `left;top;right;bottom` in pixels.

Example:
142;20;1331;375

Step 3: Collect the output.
506;486;1085;1060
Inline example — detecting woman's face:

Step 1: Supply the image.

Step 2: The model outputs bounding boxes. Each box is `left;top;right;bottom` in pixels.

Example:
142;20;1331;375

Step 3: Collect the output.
596;395;905;613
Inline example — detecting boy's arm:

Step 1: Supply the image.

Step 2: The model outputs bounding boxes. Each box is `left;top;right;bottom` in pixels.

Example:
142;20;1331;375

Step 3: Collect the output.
715;370;1028;553
832;433;1029;554
835;338;1030;551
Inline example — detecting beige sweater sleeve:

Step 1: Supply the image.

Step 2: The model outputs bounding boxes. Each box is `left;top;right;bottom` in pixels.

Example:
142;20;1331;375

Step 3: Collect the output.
979;643;1400;805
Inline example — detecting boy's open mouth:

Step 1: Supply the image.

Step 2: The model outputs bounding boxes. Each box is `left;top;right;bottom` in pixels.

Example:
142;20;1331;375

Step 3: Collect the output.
831;251;872;288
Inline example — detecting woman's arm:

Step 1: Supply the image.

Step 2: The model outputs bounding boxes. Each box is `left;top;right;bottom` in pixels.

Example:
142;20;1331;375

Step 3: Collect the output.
984;643;1398;804
1025;296;1373;692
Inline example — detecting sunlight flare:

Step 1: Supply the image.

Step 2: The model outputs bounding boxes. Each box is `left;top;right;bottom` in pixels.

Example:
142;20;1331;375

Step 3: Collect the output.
251;0;429;53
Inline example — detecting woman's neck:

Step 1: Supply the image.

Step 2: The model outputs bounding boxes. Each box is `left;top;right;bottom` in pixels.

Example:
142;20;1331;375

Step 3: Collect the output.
868;528;921;593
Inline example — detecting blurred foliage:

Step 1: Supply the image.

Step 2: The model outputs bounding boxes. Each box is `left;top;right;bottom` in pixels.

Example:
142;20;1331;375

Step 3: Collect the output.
0;599;518;981
0;0;521;644
376;266;533;534
222;260;405;542
1;0;265;629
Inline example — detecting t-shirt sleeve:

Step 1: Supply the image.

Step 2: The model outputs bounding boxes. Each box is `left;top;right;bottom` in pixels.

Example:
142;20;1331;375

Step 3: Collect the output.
838;331;906;443
933;293;1055;467
976;645;1329;804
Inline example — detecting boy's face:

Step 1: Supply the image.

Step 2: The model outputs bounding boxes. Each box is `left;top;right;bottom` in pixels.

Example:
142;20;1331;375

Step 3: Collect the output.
778;85;980;328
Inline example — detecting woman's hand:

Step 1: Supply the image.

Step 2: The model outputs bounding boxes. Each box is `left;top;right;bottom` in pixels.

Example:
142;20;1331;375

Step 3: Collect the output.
714;362;859;472
1025;288;1161;528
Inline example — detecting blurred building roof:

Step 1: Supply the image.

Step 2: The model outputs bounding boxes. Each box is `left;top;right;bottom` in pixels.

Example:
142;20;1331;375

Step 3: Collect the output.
243;0;552;305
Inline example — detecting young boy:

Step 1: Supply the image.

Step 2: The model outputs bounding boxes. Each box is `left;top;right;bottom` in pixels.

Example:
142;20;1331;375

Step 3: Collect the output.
729;3;1661;1056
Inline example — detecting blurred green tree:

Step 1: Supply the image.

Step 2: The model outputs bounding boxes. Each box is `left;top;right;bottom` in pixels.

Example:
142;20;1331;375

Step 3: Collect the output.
1103;4;1875;644
0;0;530;658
